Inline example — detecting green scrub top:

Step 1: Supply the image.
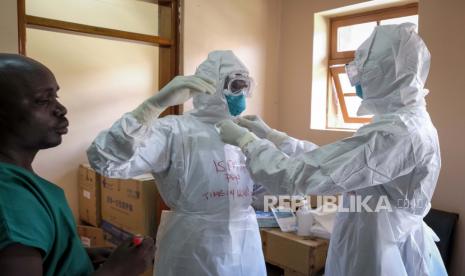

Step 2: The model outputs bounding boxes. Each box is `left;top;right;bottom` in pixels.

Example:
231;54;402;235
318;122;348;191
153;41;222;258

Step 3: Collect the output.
0;162;94;276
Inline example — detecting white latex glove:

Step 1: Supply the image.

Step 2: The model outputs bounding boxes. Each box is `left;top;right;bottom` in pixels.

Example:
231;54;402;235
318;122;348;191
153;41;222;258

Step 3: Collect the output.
217;119;258;148
236;115;289;147
132;75;216;124
236;115;272;138
152;75;215;108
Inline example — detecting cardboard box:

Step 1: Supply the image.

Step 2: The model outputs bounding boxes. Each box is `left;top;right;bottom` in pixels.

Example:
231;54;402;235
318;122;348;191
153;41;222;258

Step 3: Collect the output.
78;164;102;227
77;225;105;248
101;174;158;237
261;229;329;276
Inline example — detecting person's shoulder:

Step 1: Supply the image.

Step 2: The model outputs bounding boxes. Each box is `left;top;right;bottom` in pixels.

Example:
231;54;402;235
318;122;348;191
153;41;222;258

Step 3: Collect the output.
0;168;55;255
0;165;64;215
383;110;438;147
157;114;191;124
0;164;60;191
152;114;200;133
0;164;34;193
358;114;410;137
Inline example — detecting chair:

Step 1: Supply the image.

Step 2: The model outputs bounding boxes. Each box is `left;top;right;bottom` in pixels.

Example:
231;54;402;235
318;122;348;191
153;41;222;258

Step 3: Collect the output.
423;208;459;271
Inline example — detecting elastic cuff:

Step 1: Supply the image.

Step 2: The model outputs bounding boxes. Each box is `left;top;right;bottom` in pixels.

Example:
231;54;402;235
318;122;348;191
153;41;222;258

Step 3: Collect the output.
131;101;164;125
266;129;289;147
237;132;259;149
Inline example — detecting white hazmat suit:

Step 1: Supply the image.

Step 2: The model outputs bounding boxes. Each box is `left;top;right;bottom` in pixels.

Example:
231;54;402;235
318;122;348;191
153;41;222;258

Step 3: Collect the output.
219;23;447;275
87;50;266;276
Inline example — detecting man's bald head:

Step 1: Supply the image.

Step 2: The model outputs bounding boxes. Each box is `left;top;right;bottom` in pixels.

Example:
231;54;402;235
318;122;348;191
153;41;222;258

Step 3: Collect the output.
0;53;47;71
0;54;52;104
0;53;67;150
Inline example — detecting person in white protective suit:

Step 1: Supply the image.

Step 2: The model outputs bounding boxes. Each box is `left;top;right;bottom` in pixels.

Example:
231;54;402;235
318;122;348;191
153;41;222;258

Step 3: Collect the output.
218;23;447;275
87;50;267;276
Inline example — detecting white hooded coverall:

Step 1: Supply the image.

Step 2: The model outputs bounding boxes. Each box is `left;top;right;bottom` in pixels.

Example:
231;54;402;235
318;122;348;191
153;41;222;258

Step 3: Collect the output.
87;51;266;276
239;24;447;275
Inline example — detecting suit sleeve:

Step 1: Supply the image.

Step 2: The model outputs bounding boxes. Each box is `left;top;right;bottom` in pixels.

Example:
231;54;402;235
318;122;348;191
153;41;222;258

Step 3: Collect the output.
87;113;177;179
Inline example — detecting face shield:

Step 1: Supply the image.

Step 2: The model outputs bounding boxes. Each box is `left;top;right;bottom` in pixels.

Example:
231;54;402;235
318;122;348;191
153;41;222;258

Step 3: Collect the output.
345;32;377;99
223;72;254;98
345;29;377;87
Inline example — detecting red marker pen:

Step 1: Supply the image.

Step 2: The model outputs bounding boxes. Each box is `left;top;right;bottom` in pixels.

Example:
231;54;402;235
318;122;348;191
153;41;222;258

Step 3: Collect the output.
133;234;144;246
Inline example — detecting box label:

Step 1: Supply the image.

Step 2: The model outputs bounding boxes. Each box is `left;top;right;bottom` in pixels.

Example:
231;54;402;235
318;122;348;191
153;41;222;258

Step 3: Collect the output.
105;195;134;213
83;190;91;200
80;236;91;248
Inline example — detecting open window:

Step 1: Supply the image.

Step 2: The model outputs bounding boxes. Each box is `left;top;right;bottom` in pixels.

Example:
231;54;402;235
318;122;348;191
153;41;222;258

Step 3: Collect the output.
327;3;418;129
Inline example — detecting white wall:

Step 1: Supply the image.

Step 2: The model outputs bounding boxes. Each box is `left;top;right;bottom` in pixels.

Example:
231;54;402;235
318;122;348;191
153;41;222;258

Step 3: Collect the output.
0;0;18;53
181;0;282;128
420;1;465;275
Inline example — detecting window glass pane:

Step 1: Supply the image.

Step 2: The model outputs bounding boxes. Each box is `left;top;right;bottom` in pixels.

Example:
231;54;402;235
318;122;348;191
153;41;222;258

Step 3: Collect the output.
26;0;159;36
338;72;355;93
380;15;418;32
344;96;363;117
337;22;377;52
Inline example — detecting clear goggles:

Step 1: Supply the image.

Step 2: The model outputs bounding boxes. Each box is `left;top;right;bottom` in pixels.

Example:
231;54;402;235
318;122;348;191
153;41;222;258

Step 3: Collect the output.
223;72;254;97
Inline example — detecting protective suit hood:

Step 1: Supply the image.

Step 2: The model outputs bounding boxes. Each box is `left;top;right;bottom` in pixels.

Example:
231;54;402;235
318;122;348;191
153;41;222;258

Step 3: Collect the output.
187;50;249;123
352;23;431;116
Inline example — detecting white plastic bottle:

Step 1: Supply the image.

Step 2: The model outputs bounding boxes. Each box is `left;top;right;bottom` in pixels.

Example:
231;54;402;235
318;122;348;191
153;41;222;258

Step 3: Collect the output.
296;200;313;236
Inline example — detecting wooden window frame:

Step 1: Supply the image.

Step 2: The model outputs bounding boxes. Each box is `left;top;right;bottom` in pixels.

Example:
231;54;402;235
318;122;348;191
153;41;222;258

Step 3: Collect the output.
330;65;368;124
328;3;418;124
17;0;179;229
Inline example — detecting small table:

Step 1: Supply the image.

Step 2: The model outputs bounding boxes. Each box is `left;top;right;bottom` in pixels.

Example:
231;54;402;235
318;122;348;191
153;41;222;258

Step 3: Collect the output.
260;228;329;276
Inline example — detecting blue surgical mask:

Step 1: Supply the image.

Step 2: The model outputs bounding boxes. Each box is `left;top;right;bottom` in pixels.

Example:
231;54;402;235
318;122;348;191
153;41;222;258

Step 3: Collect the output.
225;93;246;116
355;84;363;99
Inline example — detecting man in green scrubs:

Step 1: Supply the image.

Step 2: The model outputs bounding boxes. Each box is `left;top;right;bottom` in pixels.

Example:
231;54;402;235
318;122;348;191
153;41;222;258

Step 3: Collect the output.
0;53;154;276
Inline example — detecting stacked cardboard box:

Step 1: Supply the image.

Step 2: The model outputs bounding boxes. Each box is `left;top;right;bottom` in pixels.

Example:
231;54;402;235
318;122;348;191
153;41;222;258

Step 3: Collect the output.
77;225;105;248
78;164;102;226
78;164;160;276
99;174;159;276
78;165;161;243
100;174;158;242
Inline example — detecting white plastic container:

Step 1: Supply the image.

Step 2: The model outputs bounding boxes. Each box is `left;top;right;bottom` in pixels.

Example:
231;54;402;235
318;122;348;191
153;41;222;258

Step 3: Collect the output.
296;201;313;236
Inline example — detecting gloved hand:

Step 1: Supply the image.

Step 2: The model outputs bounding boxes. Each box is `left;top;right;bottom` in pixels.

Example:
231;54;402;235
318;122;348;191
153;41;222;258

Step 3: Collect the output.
217;119;258;148
236;115;289;147
152;75;216;108
132;75;216;124
236;115;272;138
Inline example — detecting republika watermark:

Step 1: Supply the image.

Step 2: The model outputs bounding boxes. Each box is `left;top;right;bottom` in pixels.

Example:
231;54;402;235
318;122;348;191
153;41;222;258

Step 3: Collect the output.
263;195;426;213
